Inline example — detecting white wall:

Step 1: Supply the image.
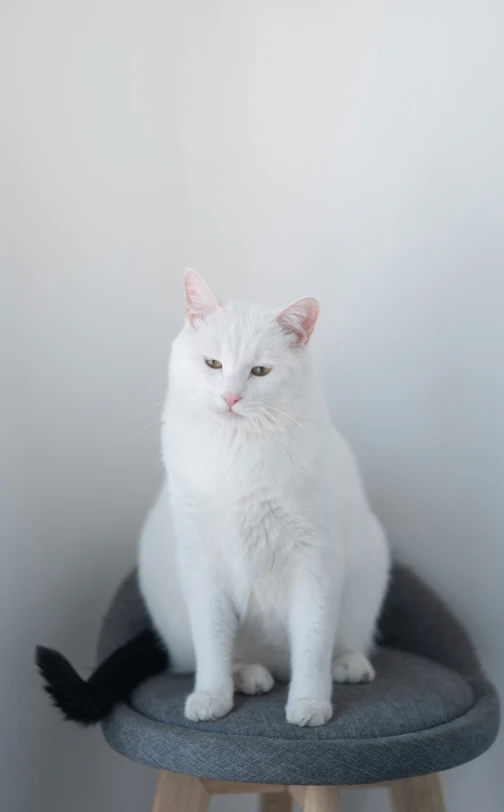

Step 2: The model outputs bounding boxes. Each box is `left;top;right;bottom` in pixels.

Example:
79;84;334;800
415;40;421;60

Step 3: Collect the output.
1;1;502;811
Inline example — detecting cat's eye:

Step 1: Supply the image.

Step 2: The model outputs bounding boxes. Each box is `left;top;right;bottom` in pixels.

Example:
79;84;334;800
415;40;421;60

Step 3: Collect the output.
205;359;222;369
251;366;272;377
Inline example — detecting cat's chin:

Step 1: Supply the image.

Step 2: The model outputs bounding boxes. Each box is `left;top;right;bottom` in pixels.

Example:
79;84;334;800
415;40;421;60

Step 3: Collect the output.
220;410;246;420
205;405;246;420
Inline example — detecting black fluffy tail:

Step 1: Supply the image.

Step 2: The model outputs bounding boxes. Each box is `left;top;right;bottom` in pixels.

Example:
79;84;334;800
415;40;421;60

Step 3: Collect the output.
36;629;167;725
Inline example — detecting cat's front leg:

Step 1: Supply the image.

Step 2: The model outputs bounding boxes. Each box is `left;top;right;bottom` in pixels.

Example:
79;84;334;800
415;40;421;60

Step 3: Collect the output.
183;568;237;722
286;553;343;727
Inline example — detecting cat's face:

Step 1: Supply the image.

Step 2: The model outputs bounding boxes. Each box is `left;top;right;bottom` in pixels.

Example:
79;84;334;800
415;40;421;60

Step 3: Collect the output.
168;271;319;424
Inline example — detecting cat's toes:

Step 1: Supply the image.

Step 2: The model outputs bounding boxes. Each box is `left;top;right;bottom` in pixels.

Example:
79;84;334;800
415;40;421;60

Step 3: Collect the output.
332;652;375;684
184;691;233;721
233;663;275;695
286;698;333;727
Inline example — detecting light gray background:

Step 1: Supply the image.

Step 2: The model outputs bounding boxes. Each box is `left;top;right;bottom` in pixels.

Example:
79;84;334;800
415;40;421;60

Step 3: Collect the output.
1;1;503;810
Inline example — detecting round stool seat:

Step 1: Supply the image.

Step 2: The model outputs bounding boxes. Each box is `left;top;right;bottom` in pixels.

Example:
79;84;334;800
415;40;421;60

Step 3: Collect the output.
98;566;499;786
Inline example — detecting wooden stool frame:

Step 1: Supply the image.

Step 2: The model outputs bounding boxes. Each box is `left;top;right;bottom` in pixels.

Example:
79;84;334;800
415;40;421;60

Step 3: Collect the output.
151;769;446;811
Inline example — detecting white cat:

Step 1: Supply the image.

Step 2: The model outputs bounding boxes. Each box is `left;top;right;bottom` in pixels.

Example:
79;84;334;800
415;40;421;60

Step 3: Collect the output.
138;271;390;727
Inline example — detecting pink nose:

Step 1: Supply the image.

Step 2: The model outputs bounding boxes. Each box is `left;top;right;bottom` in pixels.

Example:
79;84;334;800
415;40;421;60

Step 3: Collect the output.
222;392;241;410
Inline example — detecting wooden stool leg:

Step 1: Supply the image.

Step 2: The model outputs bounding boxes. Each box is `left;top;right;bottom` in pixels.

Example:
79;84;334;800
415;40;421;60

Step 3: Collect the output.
302;786;341;811
389;774;446;812
151;770;209;812
260;790;292;812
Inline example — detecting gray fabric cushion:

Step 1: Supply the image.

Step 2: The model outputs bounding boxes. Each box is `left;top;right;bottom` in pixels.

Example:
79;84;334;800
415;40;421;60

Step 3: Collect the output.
132;650;473;740
98;566;500;785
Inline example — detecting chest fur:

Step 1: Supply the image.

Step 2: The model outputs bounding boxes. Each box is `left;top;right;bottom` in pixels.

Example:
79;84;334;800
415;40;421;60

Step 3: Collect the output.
165;415;330;575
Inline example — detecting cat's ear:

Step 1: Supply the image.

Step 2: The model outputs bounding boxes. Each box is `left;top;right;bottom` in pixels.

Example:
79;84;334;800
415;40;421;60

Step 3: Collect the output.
184;270;220;326
276;296;319;345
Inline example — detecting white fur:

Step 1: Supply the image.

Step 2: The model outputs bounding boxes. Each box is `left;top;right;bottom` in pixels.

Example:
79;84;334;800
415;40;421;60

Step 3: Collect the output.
139;272;390;727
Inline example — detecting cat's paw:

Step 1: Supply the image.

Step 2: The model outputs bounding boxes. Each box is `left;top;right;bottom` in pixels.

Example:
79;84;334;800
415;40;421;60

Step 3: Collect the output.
233;663;275;695
184;691;233;722
286;697;333;727
332;652;375;684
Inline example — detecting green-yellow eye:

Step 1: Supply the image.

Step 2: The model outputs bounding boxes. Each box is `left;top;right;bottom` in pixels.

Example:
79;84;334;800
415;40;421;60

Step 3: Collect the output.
205;358;222;369
251;366;272;377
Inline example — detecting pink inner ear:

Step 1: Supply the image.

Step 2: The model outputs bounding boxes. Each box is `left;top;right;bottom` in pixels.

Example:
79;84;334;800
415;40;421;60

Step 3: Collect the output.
276;297;319;345
184;270;220;326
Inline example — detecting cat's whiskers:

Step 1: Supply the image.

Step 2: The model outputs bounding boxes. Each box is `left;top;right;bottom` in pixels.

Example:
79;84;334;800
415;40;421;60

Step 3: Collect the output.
255;412;288;457
123;400;164;428
259;407;303;462
132;417;162;439
266;406;326;464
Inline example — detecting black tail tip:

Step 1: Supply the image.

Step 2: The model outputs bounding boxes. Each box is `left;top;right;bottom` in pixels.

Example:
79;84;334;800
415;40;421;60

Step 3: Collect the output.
35;645;103;726
35;644;64;676
35;630;167;727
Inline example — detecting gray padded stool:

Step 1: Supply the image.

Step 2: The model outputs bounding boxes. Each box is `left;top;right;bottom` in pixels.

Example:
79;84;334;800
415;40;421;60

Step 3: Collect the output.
98;564;499;811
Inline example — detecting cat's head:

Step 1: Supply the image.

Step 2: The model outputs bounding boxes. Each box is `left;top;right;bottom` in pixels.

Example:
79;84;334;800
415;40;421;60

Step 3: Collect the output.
168;271;319;424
